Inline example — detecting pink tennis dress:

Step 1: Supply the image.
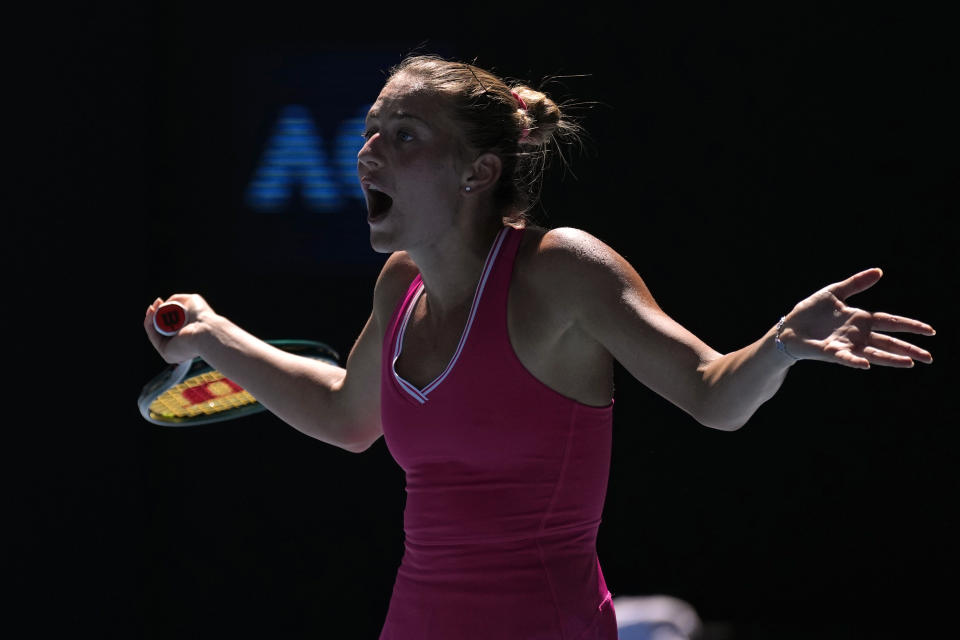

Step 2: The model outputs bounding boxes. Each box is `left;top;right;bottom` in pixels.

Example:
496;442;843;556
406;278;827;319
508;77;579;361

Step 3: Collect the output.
379;225;618;639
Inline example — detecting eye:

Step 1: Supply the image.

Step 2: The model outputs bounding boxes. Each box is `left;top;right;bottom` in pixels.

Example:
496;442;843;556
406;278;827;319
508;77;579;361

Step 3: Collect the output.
397;130;413;142
361;128;377;140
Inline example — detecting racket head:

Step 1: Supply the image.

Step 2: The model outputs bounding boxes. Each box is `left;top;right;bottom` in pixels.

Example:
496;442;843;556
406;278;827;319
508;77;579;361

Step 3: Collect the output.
138;339;339;426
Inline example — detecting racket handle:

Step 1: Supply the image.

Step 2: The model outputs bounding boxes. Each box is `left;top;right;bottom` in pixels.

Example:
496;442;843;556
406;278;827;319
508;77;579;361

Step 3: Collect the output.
154;301;187;336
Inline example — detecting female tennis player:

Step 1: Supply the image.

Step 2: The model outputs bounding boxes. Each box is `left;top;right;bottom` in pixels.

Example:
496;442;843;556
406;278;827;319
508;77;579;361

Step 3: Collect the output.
144;54;935;639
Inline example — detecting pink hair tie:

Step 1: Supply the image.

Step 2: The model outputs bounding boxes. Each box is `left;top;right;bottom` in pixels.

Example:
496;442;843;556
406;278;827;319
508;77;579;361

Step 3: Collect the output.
511;90;530;141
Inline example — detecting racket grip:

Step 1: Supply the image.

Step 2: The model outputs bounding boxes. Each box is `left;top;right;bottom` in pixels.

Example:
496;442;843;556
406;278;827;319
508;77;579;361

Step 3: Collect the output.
154;301;187;336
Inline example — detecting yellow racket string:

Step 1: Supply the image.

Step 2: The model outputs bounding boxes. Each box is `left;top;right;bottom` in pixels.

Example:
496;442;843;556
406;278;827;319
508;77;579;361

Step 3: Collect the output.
148;371;257;419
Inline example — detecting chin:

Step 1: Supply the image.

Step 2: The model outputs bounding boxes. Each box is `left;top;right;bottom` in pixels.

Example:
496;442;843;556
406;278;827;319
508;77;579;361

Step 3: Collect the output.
367;227;402;255
369;242;395;255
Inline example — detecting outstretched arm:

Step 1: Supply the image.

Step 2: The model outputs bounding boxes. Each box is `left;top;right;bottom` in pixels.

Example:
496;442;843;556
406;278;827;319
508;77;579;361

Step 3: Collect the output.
142;251;419;451
544;229;935;431
696;267;934;429
144;294;380;452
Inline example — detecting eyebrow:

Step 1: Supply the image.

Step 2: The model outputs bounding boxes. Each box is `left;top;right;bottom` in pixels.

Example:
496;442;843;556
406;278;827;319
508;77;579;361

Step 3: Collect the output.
365;110;431;128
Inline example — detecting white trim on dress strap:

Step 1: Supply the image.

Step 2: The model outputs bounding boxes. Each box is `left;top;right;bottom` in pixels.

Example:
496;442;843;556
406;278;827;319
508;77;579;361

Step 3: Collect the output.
392;227;509;403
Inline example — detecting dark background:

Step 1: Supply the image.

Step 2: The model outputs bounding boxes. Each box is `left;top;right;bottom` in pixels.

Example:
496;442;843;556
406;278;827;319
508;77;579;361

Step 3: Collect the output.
16;2;955;638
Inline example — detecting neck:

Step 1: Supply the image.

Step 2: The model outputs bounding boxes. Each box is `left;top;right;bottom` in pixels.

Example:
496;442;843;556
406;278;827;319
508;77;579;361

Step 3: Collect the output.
406;214;508;318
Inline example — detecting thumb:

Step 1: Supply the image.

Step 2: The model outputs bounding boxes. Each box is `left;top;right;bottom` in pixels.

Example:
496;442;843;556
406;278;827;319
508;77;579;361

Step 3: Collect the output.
827;267;883;301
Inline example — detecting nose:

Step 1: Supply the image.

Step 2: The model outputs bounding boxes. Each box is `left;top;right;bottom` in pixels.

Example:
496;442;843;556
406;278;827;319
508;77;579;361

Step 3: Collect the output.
357;132;383;170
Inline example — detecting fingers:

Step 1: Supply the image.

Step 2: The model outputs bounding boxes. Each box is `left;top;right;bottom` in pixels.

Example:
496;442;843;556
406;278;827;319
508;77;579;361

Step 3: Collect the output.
867;332;933;364
144;298;160;328
838;334;932;369
834;345;912;369
143;305;166;354
145;297;162;319
859;345;916;368
833;349;872;370
828;268;883;301
144;297;174;352
871;311;936;336
164;293;196;305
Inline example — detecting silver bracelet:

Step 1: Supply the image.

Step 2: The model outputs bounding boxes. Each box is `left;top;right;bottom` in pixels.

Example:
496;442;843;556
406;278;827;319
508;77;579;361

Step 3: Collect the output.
775;316;799;361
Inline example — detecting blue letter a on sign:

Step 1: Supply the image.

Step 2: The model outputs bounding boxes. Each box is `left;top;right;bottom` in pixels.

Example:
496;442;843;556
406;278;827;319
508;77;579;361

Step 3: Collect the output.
244;105;341;213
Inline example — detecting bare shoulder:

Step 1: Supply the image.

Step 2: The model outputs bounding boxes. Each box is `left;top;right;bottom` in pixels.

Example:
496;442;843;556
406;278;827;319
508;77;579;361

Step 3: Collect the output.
520;225;637;289
372;251;420;325
517;225;661;317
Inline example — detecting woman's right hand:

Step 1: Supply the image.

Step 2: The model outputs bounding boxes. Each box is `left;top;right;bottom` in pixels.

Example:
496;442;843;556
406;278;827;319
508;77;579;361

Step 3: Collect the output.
144;293;217;364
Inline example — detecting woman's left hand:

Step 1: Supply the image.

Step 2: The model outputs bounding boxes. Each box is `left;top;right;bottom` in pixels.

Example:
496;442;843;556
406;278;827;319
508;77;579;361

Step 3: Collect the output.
778;268;935;369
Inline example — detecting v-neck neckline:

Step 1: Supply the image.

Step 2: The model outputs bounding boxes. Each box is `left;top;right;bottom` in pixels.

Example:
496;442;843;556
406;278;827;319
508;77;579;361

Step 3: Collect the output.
391;227;510;404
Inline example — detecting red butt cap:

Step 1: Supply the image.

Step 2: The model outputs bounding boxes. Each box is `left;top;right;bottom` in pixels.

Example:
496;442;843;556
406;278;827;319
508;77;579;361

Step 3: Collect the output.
154;301;186;336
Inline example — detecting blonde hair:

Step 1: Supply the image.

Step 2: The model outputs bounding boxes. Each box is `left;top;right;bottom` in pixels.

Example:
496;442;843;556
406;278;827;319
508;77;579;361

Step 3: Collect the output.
387;54;585;225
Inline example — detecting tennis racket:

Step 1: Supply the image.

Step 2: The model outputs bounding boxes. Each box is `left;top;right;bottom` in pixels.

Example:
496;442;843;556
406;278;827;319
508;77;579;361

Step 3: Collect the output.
138;339;340;426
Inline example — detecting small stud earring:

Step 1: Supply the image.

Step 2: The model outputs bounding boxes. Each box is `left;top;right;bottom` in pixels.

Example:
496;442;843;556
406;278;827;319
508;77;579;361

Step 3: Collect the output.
464;186;471;192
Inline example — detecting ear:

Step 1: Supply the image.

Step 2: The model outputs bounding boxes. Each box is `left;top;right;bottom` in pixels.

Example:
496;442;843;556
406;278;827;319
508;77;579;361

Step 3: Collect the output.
461;152;502;194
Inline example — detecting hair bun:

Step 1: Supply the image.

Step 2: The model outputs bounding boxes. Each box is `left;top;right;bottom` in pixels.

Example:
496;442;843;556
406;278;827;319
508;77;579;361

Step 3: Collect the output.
511;86;561;147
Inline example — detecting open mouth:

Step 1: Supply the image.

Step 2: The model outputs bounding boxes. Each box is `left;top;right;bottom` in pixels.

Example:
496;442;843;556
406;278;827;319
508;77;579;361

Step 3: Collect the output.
366;188;394;221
